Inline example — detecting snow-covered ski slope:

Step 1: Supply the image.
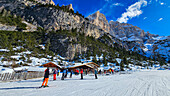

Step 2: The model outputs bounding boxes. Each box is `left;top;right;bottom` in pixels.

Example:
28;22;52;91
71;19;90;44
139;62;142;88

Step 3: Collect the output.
1;70;170;96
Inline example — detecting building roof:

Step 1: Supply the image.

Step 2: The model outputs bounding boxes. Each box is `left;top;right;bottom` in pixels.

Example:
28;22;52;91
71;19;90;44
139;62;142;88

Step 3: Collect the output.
68;62;99;69
85;62;100;67
42;62;62;69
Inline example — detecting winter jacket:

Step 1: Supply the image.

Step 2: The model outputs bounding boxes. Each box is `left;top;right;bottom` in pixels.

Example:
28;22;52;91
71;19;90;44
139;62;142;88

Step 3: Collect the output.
63;70;66;73
44;69;50;78
53;69;57;74
80;69;83;74
77;70;79;73
94;69;98;74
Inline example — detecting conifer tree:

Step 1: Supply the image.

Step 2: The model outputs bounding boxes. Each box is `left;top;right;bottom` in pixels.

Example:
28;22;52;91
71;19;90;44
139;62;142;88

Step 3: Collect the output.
45;39;51;53
120;61;124;71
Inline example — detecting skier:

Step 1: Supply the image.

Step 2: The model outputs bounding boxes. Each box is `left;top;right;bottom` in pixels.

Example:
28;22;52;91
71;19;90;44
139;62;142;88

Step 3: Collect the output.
61;69;64;80
111;69;114;74
70;69;73;78
57;68;60;76
80;68;83;79
99;69;101;74
41;67;50;87
109;69;111;74
77;69;79;75
64;69;68;78
85;69;88;75
53;68;57;80
94;68;98;79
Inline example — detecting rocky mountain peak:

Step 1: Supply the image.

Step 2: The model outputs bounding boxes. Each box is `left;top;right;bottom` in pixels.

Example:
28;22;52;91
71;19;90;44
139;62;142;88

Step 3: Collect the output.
34;0;55;5
89;11;108;23
87;11;110;32
66;4;74;11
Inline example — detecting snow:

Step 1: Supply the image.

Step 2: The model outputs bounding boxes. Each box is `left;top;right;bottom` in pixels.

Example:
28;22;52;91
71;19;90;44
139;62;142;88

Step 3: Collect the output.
1;66;47;73
0;49;9;52
142;39;170;61
13;46;23;51
14;67;29;71
27;66;46;72
0;61;13;65
0;66;14;73
116;58;122;64
127;36;142;41
57;55;66;60
28;57;49;66
50;62;62;69
11;56;22;60
22;51;32;54
152;36;167;40
39;45;45;50
103;66;113;70
1;70;170;96
17;51;32;55
69;63;93;68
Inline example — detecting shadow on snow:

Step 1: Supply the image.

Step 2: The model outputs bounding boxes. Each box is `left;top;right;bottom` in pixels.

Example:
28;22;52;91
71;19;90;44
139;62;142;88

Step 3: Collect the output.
0;87;39;90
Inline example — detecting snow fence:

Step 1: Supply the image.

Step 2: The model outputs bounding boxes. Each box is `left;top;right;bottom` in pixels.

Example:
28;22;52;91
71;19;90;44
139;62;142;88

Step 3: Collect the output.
0;72;44;82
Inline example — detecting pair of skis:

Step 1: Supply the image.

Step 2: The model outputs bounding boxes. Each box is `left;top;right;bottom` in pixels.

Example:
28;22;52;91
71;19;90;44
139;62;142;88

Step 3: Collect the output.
37;85;49;89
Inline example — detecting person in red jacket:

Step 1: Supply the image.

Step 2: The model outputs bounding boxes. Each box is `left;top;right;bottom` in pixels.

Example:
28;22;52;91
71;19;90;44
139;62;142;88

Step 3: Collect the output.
80;68;83;79
77;69;79;75
41;67;50;87
53;69;57;80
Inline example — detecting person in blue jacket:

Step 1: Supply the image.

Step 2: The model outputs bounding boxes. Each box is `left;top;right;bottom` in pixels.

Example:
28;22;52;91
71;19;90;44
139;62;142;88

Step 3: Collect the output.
94;68;98;79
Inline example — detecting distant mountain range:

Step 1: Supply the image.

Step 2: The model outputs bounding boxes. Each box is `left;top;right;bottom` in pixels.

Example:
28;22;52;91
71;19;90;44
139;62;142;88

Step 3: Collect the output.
88;11;170;62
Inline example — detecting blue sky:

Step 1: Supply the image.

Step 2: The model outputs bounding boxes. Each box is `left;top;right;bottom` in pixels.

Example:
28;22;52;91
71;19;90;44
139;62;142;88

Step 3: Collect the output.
53;0;170;36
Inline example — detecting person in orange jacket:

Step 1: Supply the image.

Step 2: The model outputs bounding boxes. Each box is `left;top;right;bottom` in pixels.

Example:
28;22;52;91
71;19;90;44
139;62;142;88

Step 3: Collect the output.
80;68;83;79
41;67;50;87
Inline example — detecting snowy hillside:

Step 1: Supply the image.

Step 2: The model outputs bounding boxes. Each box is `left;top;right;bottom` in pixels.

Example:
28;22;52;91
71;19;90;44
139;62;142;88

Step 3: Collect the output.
143;36;170;61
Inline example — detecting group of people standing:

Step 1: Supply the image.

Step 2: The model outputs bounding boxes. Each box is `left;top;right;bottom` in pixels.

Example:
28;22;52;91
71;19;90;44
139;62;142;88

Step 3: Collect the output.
41;67;98;87
98;69;114;75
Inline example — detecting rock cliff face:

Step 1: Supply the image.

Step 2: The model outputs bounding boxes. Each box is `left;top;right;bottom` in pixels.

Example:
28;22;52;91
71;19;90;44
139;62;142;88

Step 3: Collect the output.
0;0;105;38
87;11;147;42
0;0;107;59
88;11;110;33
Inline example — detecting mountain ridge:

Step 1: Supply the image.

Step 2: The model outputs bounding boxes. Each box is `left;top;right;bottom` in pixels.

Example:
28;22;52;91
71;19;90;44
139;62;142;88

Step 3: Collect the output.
87;11;169;62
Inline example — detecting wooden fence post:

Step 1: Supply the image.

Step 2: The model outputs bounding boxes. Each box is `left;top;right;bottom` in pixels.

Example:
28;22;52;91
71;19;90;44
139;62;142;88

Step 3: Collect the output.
11;73;15;80
3;73;8;81
24;72;27;80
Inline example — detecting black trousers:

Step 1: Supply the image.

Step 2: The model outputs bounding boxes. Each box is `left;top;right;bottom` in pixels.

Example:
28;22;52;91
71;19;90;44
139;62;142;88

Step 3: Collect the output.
70;72;72;78
61;73;64;80
81;73;83;79
95;74;98;79
64;73;67;78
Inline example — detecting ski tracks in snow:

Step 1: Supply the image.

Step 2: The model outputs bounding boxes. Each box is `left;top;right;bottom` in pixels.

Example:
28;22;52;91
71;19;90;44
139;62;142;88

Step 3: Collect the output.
1;70;170;96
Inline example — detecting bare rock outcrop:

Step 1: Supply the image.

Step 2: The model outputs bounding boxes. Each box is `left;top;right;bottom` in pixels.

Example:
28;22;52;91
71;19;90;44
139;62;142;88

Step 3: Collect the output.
88;11;110;33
